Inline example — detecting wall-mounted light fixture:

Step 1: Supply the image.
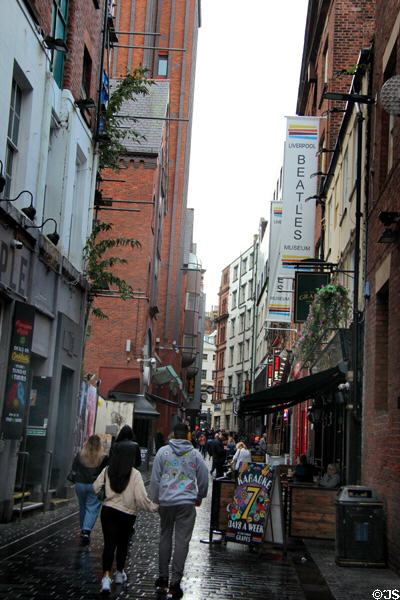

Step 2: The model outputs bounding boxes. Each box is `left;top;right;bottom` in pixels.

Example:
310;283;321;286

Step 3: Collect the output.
75;98;96;110
310;171;330;179
0;190;37;220
377;211;400;244
26;217;60;246
323;91;375;105
44;35;68;53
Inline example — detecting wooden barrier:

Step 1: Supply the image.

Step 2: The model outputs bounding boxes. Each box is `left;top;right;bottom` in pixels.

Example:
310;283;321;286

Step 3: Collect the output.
289;484;338;540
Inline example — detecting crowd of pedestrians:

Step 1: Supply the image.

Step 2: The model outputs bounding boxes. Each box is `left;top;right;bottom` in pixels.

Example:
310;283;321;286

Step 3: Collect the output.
69;423;267;597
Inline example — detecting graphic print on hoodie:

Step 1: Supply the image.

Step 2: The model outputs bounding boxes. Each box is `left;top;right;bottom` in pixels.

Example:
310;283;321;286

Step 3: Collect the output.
150;438;209;506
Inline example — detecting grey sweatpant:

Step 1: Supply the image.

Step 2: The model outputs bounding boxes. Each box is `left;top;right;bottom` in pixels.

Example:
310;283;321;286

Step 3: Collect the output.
159;503;196;584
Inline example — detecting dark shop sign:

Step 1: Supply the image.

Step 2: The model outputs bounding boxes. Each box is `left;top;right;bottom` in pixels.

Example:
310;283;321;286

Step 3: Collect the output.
294;271;330;323
2;301;35;439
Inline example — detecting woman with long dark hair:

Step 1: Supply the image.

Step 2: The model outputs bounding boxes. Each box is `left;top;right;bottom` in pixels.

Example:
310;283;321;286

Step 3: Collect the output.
70;435;108;544
93;441;158;594
110;424;141;468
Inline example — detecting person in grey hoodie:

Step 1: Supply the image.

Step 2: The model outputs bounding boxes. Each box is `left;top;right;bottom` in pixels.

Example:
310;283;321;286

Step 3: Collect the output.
150;422;208;599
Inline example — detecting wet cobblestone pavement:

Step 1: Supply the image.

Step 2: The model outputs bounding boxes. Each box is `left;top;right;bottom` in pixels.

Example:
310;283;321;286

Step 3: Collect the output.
1;463;400;599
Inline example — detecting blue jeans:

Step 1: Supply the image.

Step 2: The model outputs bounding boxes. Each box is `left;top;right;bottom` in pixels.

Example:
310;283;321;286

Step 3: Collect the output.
75;482;102;532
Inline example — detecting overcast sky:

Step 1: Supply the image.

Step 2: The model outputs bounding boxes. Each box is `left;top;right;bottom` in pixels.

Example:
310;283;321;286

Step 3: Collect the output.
187;0;309;310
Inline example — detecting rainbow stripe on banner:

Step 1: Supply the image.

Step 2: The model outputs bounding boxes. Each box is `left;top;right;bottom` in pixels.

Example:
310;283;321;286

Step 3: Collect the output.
273;205;282;216
288;124;318;140
268;304;290;317
281;254;306;269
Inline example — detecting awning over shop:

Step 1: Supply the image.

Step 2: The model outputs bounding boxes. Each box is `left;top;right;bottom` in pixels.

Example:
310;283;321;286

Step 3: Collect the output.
151;366;182;389
108;392;160;418
239;362;348;416
145;392;178;407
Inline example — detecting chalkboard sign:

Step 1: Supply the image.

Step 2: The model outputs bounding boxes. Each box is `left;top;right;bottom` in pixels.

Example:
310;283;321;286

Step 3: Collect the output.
225;463;274;544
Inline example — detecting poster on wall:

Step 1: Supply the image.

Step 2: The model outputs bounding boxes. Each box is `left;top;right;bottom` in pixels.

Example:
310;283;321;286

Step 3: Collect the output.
2;302;35;439
84;384;97;440
225;463;274;544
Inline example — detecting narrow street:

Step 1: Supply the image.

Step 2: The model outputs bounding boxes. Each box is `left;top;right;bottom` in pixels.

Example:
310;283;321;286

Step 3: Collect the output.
1;466;400;599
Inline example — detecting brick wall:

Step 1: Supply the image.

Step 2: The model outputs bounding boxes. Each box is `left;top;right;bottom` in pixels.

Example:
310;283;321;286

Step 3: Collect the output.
363;1;400;572
85;0;199;419
63;0;103;103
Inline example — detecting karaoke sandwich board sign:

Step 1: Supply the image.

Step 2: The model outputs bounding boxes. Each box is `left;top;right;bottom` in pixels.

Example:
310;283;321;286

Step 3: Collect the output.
226;462;274;545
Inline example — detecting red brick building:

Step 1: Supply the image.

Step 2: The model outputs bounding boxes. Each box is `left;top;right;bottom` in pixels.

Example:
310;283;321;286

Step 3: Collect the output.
213;266;230;423
363;1;400;572
84;0;202;444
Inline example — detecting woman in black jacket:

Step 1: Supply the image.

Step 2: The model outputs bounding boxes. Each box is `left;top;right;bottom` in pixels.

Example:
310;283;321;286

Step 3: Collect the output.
71;435;108;543
110;425;141;468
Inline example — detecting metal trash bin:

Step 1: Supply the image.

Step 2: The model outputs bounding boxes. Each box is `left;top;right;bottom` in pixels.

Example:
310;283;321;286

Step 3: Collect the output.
335;486;386;567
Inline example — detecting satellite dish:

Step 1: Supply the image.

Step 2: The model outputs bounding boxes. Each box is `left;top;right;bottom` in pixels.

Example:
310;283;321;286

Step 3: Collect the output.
381;75;400;115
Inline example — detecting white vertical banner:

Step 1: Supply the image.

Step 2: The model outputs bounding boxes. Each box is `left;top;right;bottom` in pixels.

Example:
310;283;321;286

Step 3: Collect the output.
267;201;291;321
267;116;320;323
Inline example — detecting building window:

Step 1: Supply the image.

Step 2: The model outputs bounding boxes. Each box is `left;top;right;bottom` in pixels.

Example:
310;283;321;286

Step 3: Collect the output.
247;307;252;328
230;318;235;336
231;290;237;309
51;0;69;87
248;279;253;300
238;342;243;362
233;265;238;281
237;373;242;394
229;346;234;366
239;283;246;304
81;47;92;99
342;149;348;213
242;257;247;273
186;292;199;311
228;376;232;394
202;353;207;360
323;41;329;85
157;55;168;77
220;324;226;342
5;80;22;198
201;370;207;379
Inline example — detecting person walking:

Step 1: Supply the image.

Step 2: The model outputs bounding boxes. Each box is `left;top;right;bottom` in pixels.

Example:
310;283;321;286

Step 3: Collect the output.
70;435;108;544
110;424;141;468
259;432;268;455
213;431;228;478
150;422;208;599
93;442;158;594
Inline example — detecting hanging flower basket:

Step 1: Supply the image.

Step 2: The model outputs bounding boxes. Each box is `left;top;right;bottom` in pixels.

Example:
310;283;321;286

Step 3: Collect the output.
292;283;352;363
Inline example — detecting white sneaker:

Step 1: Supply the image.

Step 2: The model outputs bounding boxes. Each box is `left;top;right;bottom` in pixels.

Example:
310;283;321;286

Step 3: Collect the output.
101;575;112;593
114;570;127;585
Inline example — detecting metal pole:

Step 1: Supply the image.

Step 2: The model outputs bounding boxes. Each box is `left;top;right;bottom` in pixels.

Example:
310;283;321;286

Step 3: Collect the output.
111;44;185;51
115;115;189;122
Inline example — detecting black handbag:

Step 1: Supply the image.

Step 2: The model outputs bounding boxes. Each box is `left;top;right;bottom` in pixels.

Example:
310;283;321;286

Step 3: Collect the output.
67;469;77;483
96;469;107;501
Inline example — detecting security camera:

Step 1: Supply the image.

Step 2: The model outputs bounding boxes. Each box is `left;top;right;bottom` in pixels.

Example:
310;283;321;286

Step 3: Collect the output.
150;357;157;365
11;239;23;249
